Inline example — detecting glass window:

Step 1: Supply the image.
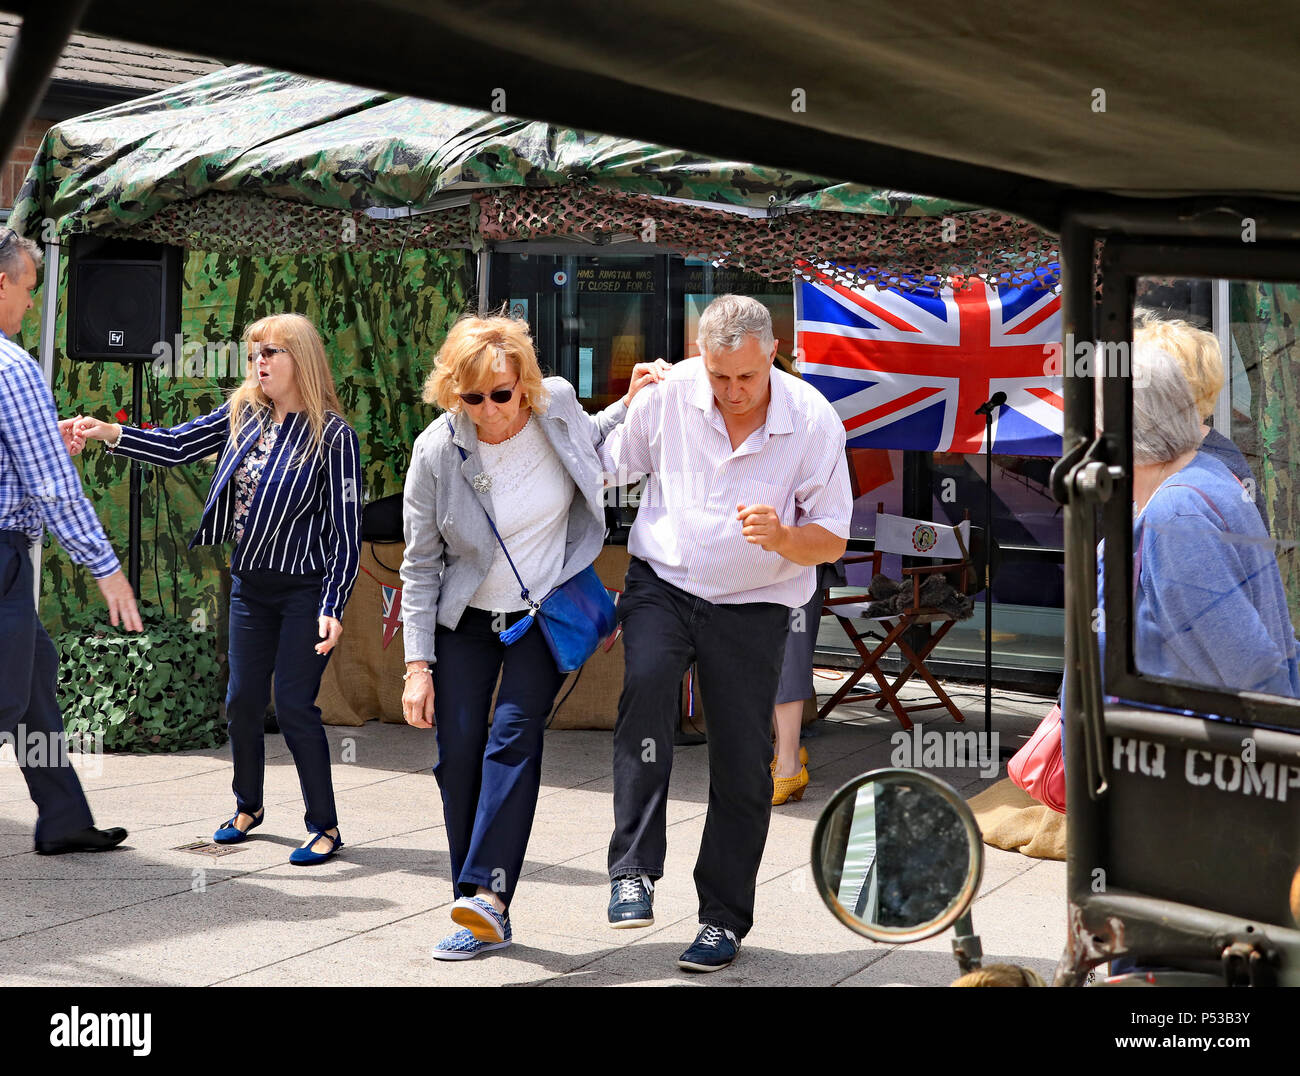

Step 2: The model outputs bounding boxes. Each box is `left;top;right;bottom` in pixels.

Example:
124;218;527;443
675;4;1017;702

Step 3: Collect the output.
490;244;1070;680
490;251;666;410
681;259;795;363
1124;276;1298;701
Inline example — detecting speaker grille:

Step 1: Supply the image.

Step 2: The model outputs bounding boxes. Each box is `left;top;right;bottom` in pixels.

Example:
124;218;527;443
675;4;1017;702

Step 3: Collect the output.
66;240;180;364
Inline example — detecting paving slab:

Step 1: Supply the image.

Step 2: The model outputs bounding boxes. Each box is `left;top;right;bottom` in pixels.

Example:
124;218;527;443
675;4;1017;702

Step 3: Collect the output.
0;679;1069;986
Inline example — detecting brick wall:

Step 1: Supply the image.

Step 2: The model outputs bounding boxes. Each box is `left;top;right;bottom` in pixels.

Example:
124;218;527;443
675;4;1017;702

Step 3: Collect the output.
2;115;51;210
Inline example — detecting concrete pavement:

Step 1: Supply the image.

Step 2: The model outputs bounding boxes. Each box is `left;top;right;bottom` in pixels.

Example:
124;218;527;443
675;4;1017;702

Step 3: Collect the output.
0;676;1066;986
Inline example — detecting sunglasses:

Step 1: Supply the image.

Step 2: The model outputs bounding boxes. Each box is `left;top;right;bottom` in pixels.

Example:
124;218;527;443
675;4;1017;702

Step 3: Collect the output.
458;379;518;406
251;345;290;360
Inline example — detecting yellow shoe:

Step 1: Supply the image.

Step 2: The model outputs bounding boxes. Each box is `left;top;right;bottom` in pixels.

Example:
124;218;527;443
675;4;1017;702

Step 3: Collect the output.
772;765;810;806
770;745;810;773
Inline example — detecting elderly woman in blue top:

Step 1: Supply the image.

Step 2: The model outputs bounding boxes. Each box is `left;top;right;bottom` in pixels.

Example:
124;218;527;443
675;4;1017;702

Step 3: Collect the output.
1100;338;1298;698
401;314;668;960
74;313;362;864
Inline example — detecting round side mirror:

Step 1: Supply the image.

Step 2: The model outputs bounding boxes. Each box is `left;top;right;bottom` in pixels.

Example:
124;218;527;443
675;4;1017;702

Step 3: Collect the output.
811;768;983;944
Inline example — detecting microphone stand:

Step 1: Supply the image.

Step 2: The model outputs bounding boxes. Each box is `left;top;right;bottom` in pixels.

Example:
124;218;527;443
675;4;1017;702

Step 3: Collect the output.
974;393;1006;745
982;408;993;744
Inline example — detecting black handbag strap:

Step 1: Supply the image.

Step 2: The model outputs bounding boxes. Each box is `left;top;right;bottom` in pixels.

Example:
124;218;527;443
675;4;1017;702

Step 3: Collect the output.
453;434;538;612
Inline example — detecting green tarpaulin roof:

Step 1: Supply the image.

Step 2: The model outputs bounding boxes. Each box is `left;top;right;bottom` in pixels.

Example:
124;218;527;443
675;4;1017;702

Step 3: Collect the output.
12;65;965;241
13;1;1300;230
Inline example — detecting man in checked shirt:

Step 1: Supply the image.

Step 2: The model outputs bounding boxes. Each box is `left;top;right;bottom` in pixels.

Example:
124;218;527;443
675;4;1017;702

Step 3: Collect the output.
600;294;852;972
0;228;141;855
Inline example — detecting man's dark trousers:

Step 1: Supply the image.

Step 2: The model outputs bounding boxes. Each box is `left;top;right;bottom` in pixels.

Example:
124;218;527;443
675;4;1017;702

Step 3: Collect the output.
609;557;790;938
0;532;95;842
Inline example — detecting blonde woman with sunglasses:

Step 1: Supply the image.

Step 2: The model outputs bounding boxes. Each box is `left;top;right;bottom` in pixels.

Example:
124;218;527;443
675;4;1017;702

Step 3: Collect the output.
74;313;362;865
401;313;668;960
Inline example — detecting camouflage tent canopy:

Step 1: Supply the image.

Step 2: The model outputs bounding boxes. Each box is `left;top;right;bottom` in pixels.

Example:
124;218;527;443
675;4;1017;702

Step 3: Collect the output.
12;65;1058;286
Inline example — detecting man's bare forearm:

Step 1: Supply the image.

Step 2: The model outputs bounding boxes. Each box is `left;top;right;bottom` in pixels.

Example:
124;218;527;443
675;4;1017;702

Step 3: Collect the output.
772;522;846;566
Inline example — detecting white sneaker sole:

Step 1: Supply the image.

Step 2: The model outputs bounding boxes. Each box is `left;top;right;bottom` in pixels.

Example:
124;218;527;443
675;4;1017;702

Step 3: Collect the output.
677;956;735;972
431;938;512;961
609;916;654;929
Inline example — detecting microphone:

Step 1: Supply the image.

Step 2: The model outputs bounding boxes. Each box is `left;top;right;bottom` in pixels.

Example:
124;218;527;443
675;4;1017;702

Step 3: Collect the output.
974;392;1007;416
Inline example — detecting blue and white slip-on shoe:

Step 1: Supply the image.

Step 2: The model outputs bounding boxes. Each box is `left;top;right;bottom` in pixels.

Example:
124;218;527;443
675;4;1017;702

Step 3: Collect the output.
607;873;655;928
450;895;509;942
677;924;740;972
431;922;513;961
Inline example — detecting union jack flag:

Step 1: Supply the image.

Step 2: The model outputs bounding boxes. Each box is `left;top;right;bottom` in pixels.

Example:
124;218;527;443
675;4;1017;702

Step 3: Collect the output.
794;265;1063;455
380;583;403;650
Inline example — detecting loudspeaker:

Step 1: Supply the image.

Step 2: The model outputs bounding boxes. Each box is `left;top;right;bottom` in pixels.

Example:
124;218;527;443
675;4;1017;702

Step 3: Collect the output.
66;236;181;362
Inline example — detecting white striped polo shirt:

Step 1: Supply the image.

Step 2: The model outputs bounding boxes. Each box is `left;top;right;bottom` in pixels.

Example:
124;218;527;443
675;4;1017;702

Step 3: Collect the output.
601;356;851;607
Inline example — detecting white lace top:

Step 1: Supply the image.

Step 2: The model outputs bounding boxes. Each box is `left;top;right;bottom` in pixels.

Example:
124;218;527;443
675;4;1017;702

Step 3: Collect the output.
468;414;576;613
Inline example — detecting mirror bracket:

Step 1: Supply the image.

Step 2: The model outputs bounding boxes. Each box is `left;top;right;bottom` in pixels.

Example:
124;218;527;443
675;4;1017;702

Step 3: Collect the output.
950;910;983;976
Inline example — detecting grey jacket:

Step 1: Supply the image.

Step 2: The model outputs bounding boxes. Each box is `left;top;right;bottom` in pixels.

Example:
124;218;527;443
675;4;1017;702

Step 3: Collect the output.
401;377;627;664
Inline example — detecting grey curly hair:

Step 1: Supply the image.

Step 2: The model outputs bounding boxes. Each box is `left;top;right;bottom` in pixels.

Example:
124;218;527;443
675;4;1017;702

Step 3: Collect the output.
1129;340;1203;465
0;228;42;277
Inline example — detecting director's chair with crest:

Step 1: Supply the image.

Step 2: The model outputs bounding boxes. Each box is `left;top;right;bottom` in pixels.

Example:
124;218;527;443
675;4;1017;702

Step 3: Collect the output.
818;503;974;730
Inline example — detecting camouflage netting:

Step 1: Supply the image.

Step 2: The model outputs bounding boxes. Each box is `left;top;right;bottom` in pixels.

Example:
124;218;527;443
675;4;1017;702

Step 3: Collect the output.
110;187;1059;289
124;192;475;256
476;187;1059;289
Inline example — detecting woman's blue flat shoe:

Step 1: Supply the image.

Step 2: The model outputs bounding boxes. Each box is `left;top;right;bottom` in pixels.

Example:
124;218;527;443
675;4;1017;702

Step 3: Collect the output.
213;809;264;844
289;827;343;865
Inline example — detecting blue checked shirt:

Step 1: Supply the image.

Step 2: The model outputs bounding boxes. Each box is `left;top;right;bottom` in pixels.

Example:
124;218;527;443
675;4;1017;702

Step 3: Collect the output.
0;332;120;578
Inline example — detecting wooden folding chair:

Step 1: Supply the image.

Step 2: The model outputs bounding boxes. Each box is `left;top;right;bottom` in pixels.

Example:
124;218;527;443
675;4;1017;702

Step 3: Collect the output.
818;503;973;730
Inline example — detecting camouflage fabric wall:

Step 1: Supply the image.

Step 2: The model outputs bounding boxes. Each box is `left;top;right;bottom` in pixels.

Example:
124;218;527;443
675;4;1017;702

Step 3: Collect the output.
22;246;472;636
1232;281;1300;625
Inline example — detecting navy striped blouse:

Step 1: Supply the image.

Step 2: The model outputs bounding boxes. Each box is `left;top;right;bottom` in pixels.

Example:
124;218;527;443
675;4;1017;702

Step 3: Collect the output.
112;400;362;619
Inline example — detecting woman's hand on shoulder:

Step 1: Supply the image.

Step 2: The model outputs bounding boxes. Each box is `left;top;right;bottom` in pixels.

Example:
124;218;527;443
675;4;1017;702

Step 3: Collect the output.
623;359;673;406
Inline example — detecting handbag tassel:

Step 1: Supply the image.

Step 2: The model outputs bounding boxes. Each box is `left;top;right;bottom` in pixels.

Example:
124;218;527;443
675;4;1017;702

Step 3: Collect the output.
498;612;536;645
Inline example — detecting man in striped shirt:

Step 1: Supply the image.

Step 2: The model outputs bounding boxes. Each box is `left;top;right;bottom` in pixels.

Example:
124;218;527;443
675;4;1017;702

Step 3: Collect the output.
0;229;140;855
601;294;852;971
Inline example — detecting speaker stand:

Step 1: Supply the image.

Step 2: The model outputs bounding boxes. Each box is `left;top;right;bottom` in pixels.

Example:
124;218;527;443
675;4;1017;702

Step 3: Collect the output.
127;362;143;597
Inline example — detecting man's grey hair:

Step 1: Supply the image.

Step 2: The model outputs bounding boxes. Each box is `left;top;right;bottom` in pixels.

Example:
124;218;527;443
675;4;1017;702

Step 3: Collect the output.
696;294;774;356
0;228;42;277
1128;339;1203;465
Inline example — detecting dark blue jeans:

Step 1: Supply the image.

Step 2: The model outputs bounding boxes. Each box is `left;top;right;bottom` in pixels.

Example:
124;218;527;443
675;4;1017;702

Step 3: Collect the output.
227;569;337;832
0;532;95;842
609;558;790;938
432;607;565;908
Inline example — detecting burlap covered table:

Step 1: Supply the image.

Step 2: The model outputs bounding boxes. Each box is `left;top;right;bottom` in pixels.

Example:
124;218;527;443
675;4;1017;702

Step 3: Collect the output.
318;543;640;729
318;542;409;726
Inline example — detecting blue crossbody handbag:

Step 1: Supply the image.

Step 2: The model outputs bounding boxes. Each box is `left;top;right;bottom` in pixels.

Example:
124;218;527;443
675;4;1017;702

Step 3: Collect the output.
455;441;616;673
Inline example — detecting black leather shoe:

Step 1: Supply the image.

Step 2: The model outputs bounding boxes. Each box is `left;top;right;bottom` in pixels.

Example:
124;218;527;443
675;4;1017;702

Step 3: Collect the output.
34;827;128;855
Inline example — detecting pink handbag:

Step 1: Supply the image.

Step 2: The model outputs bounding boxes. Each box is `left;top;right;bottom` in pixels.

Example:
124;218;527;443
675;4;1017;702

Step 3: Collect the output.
1007;704;1066;813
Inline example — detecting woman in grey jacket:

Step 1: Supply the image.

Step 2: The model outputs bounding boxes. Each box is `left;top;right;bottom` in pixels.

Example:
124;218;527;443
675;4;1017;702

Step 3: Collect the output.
401;314;667;960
